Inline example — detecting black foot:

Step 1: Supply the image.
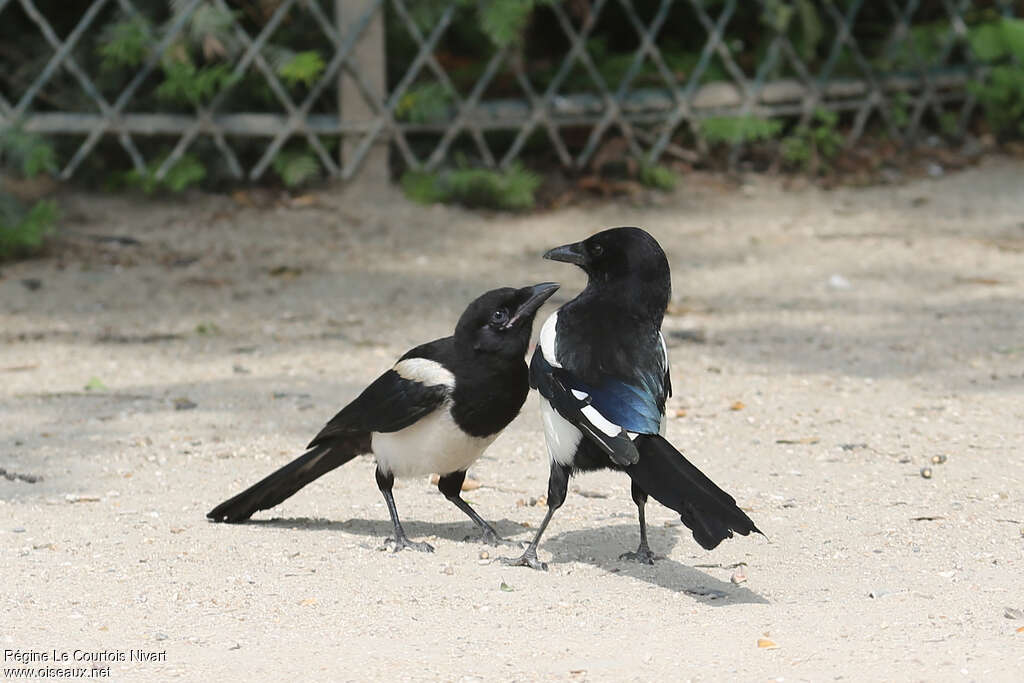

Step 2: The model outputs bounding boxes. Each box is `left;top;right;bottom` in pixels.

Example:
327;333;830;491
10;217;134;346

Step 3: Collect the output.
384;535;434;553
619;545;656;565
499;548;548;571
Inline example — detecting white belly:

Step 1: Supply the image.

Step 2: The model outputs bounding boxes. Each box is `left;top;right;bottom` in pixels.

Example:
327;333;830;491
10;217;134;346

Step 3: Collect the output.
539;395;582;466
372;404;497;478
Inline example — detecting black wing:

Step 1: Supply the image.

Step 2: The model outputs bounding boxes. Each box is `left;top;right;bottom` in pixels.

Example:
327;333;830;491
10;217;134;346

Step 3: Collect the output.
307;367;449;448
530;348;639;466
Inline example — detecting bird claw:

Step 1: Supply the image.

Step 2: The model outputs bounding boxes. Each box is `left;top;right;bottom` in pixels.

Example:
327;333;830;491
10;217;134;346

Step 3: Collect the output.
499;549;548;571
618;546;656;565
384;536;434;553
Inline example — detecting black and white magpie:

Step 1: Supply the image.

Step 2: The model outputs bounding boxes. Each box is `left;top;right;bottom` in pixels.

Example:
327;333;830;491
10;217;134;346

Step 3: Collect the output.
501;227;760;570
207;282;559;553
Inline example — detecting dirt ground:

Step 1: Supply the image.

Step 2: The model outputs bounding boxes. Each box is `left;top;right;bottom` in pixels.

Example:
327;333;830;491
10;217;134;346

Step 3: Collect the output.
2;159;1023;682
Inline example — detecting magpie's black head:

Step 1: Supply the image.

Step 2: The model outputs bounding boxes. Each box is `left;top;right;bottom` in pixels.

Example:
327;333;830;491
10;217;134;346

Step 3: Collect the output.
545;226;670;288
455;282;560;356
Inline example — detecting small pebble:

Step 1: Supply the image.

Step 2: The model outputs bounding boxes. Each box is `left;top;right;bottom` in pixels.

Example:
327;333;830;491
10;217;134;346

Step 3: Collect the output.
827;274;852;290
931;454;947;465
65;493;101;503
479;550;489;560
173;397;197;411
920;467;932;479
730;569;747;585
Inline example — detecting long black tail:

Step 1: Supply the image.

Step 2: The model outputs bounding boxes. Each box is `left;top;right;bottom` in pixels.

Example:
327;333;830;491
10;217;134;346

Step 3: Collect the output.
626;434;761;550
207;433;370;523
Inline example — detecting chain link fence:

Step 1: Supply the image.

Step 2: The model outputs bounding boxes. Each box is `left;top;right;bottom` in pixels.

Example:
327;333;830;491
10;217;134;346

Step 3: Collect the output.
1;0;1021;185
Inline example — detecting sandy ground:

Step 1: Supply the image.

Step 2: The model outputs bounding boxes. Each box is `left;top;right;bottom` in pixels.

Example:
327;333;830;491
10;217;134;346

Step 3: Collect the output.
2;159;1023;682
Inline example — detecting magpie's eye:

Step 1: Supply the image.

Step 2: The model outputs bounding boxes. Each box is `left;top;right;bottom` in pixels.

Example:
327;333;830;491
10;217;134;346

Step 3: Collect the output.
490;309;509;325
590;243;604;257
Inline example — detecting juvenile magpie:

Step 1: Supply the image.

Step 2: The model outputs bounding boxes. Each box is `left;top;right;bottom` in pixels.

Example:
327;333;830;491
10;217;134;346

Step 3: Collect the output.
208;282;559;552
502;228;760;570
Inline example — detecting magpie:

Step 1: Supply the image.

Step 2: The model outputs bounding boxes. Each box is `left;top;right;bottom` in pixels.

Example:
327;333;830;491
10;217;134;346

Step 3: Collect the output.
501;228;760;570
207;282;559;553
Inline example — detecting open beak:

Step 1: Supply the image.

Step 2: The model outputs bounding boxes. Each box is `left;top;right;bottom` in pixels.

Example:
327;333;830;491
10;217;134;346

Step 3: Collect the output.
543;241;587;265
506;282;560;328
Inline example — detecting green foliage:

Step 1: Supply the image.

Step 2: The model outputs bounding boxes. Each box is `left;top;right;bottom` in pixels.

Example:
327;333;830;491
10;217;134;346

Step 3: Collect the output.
0;197;58;260
638;163;677;191
83;376;108;391
761;0;822;61
971;67;1024;138
402;162;540;211
401;171;441;204
939;111;959;137
0;128;57;178
781;108;844;172
876;21;949;71
889;92;911;130
967;18;1024;138
405;0;551;49
122;154;206;194
0;129;59;260
396;83;453;123
700;116;783;145
187;5;237;51
479;0;552;48
98;16;153;70
272;149;320;188
157;58;237;105
967;18;1024;62
278;51;325;89
151;4;240;107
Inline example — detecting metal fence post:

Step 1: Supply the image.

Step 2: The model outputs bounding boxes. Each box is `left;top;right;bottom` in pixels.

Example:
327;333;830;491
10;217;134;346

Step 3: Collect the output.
337;0;389;186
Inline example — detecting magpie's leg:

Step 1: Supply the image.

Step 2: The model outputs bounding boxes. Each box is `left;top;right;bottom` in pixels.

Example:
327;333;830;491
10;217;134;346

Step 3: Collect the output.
437;470;504;546
500;462;570;571
376;467;433;553
619;481;656;564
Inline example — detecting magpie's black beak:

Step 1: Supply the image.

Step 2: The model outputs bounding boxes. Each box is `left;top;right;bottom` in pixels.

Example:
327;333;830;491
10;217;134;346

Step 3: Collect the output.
507;282;559;327
543;241;587;266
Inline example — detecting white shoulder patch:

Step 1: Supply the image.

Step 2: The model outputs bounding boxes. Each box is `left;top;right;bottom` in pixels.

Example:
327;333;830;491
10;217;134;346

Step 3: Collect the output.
393;358;456;388
659;331;668;371
539;312;561;368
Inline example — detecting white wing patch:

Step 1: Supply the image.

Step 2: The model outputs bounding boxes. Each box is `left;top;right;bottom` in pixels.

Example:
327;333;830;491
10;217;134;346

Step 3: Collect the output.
393;358;456;388
571;389;628;439
580;404;621;438
538;312;561;368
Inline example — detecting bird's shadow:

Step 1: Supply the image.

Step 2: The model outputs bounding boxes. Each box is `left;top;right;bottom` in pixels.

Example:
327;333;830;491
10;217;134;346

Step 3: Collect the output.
537;523;769;606
240;516;767;605
241;515;525;547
